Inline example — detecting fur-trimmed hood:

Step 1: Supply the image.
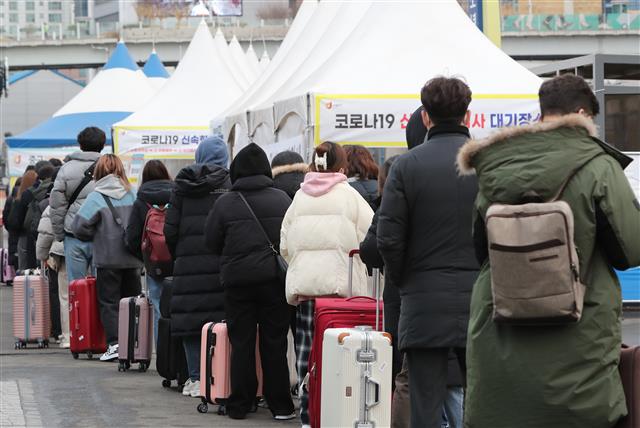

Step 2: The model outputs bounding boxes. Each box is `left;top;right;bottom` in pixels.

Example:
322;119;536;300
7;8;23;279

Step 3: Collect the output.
272;162;309;178
457;113;598;175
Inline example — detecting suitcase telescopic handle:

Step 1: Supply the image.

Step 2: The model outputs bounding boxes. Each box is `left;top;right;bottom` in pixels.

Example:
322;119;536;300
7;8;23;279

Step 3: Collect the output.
348;250;383;331
348;249;360;297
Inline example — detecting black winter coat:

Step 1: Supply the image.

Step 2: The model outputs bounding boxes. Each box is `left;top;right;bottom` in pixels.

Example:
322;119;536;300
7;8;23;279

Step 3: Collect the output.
7;186;40;270
205;175;291;289
377;124;479;351
272;164;307;199
2;188;19;267
164;164;230;336
125;179;173;261
349;178;379;210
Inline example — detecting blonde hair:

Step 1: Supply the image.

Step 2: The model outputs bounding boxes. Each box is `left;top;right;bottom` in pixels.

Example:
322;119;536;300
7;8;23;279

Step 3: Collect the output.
94;154;131;190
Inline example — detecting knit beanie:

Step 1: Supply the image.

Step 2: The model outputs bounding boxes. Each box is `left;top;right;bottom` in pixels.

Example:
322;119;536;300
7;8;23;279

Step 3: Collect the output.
406;106;428;150
230;143;272;183
195;136;229;167
271;150;305;169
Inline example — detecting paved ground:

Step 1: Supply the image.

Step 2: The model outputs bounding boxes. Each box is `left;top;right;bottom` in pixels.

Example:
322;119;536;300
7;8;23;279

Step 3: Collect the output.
0;284;298;428
1;283;638;428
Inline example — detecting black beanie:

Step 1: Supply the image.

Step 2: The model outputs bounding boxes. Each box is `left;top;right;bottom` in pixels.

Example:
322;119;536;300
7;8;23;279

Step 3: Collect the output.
271;150;304;168
406;106;428;150
230;143;273;183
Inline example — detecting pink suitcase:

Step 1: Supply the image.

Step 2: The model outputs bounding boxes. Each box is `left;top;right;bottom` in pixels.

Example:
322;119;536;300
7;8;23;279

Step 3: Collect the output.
117;294;153;372
197;322;263;414
13;271;51;348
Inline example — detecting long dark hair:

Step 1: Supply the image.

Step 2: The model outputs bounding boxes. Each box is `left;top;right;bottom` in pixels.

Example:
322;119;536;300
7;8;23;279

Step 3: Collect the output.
141;160;171;184
378;156;399;196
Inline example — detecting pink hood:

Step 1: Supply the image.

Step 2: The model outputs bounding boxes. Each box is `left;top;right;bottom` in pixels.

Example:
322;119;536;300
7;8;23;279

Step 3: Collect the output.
300;172;347;197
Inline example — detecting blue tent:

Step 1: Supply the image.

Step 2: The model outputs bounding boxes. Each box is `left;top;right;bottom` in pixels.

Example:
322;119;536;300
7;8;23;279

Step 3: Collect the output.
6;42;153;150
143;51;169;78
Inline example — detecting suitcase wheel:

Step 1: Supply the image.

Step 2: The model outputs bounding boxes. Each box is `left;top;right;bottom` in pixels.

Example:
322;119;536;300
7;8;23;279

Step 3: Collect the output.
14;341;24;350
138;362;148;373
197;402;209;414
162;379;171;388
72;353;79;360
118;361;129;372
87;352;93;360
216;404;227;416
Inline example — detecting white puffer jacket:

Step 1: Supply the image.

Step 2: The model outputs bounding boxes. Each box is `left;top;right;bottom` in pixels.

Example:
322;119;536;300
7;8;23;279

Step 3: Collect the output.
281;173;374;305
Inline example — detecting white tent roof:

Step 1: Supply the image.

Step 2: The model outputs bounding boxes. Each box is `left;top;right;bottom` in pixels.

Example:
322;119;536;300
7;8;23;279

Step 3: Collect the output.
115;21;242;130
213;29;250;90
229;35;258;85
245;44;261;77
279;0;541;99
259;50;270;71
54;41;154;117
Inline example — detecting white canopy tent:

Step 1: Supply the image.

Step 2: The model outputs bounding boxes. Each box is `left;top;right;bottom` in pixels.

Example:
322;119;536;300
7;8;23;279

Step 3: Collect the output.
227;0;542;160
113;21;243;160
229;35;258;85
213;29;251;91
245;44;262;77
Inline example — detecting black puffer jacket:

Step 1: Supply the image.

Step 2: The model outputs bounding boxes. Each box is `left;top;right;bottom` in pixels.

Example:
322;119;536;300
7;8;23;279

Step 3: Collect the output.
205;143;292;289
377;124;479;351
125;179;173;261
349;178;379;211
164;164;230;336
272;164;307;199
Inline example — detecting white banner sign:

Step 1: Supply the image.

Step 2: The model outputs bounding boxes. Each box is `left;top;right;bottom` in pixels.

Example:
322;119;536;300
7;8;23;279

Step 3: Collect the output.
7;146;111;177
314;94;541;147
260;136;307;162
114;127;212;159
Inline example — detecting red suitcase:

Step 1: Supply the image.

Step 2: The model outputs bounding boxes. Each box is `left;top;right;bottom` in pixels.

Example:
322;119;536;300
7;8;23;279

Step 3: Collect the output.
307;250;383;428
13;271;51;348
69;276;107;359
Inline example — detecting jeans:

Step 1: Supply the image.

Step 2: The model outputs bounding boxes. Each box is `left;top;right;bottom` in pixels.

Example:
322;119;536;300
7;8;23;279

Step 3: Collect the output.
146;275;164;347
182;335;201;382
64;236;94;282
443;387;464;428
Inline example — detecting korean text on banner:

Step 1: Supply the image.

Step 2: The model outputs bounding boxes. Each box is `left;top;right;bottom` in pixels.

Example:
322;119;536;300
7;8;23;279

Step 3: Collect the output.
314;94;540;148
114;126;211;159
7;146;112;177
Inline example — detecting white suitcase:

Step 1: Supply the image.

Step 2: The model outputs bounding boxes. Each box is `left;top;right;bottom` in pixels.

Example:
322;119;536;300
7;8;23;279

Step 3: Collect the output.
320;325;393;428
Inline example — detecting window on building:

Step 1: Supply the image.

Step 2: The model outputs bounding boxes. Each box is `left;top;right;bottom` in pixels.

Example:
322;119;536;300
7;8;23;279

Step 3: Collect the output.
9;1;17;11
26;13;35;22
25;1;35;11
75;0;89;18
49;1;62;11
9;13;17;22
48;13;62;22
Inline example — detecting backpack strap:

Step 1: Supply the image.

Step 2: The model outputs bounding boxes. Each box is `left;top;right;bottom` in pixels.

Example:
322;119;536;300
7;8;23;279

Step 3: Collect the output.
101;194;125;231
550;152;605;202
68;160;97;208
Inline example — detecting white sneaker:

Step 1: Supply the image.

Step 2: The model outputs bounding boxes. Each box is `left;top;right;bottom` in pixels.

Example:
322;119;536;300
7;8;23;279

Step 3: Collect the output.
182;379;195;396
100;344;119;362
302;425;311;428
59;340;70;349
274;412;296;420
189;380;201;397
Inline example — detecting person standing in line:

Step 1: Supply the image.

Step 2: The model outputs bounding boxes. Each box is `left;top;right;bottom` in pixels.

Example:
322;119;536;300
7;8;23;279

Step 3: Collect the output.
7;169;38;271
125;160;173;347
3;176;23;283
163;136;230;398
280;141;374;428
50;127;105;282
344;145;380;210
36;168;70;348
71;154;142;362
205;143;296;421
459;74;640;428
271;150;308;358
377;77;479;428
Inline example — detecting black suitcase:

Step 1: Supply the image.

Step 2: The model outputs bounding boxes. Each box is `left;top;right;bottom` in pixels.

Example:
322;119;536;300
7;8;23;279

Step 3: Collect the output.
155;279;188;389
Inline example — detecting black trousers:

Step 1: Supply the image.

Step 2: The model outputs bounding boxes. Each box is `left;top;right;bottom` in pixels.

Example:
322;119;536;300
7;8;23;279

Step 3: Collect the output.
406;347;466;428
47;267;61;338
225;282;294;417
96;268;141;345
